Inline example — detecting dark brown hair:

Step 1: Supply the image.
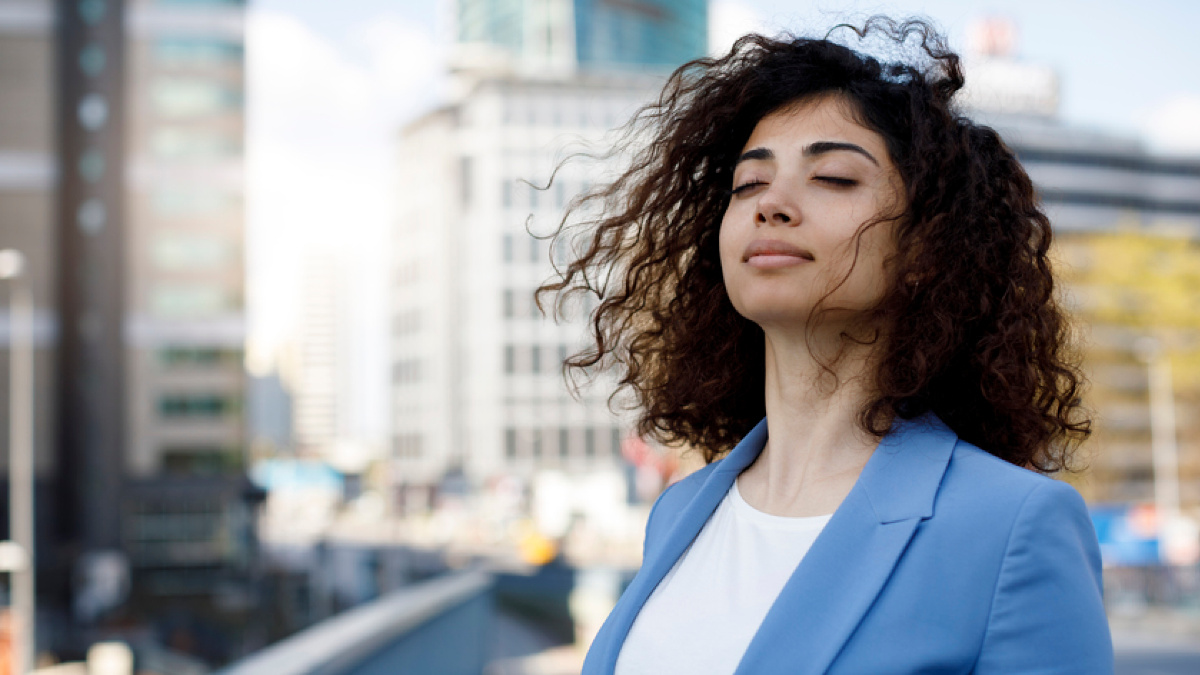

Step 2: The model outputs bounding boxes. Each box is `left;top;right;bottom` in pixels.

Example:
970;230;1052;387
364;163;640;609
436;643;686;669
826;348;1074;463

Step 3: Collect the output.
537;17;1090;471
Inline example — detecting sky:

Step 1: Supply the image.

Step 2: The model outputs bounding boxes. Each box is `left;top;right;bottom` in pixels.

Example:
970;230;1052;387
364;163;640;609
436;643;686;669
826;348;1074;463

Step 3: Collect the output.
244;0;1200;445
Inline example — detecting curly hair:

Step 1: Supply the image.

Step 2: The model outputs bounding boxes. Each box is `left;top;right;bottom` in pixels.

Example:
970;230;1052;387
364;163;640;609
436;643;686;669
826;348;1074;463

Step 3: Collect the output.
537;16;1091;471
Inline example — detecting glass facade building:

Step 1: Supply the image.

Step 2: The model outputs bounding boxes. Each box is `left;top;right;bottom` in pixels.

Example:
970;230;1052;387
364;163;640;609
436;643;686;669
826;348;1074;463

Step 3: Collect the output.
573;0;706;70
456;0;707;71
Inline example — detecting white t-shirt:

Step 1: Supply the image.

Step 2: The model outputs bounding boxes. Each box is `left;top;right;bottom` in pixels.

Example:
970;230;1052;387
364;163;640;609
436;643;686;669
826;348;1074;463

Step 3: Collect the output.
615;480;832;675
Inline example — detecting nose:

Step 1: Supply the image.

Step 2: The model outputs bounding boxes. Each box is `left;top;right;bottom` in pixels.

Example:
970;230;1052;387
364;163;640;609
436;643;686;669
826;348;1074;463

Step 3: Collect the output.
754;186;798;226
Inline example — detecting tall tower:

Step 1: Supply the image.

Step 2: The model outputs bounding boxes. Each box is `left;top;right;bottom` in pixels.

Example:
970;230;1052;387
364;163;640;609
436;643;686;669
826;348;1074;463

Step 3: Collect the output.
1;0;256;660
391;0;707;490
455;0;706;73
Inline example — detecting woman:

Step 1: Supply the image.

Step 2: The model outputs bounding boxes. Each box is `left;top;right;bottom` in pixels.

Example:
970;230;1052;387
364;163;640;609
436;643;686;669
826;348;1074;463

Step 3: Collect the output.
539;17;1113;674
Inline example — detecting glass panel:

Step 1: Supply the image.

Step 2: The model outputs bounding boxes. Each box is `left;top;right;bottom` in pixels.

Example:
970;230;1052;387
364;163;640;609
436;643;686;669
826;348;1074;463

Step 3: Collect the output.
151;128;241;159
153;38;244;67
150;285;231;316
158;394;240;419
151;79;242;118
151;233;235;269
151;189;237;217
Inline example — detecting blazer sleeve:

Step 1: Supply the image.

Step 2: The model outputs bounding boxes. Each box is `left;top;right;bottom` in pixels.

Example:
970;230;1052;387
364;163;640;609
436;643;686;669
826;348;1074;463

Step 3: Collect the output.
973;479;1113;674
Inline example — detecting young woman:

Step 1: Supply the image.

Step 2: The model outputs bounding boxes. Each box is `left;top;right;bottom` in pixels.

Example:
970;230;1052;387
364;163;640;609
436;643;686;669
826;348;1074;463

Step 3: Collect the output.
539;17;1113;674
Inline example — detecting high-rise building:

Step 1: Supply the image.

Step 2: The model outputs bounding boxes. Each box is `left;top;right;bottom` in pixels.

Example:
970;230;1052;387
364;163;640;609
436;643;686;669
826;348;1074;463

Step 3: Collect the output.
960;28;1200;513
0;0;258;662
394;75;664;486
455;0;707;73
292;247;349;456
392;1;707;488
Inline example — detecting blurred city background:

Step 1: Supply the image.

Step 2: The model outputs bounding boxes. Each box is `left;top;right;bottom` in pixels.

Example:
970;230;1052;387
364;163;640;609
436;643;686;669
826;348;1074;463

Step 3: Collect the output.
0;0;1197;673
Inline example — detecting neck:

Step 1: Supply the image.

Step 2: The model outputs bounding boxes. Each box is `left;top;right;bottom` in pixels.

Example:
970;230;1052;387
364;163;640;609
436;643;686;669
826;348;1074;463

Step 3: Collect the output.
738;322;884;517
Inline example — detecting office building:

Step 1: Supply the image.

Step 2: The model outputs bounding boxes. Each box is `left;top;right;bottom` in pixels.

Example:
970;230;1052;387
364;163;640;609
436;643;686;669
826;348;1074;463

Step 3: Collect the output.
455;0;707;73
393;0;707;488
0;0;257;662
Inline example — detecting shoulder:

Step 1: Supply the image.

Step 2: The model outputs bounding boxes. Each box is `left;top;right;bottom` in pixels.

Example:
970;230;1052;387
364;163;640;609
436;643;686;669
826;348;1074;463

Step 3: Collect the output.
918;440;1111;671
938;439;1088;523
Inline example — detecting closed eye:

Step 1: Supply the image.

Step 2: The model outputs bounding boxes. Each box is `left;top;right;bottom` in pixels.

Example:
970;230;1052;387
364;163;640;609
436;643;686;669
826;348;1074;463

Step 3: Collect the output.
815;176;857;187
729;180;768;196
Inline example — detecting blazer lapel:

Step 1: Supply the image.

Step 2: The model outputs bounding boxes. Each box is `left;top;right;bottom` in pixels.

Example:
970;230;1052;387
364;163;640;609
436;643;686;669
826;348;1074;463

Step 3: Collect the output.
594;419;770;672
734;414;958;675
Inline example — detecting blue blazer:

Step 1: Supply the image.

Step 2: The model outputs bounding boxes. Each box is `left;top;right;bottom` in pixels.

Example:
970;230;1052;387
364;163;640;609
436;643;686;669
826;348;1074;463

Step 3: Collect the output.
583;414;1113;674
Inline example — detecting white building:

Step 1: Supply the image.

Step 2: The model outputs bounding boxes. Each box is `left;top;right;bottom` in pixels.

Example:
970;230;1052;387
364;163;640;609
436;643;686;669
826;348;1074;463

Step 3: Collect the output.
391;72;671;486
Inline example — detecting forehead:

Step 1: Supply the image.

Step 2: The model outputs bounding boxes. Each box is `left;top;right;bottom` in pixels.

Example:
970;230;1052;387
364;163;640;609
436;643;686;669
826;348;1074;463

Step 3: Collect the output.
742;95;889;159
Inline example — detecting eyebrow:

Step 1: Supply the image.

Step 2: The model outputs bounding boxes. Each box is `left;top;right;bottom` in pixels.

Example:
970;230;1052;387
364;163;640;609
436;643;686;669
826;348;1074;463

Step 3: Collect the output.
735;141;880;167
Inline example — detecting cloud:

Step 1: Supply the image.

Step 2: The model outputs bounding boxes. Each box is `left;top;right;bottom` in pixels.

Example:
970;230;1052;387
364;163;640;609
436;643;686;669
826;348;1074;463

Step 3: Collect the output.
1140;94;1200;157
709;0;769;57
246;9;442;440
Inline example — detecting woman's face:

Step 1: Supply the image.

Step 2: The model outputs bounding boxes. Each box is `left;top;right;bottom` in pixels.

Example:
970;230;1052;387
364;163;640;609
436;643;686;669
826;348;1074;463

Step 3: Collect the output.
719;95;905;332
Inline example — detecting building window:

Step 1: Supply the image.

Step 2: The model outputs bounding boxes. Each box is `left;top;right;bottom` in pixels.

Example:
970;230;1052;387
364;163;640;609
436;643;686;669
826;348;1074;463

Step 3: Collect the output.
156;0;248;6
503;234;514;263
502;180;513;209
612;427;622;456
585;428;595;457
393;359;422;384
504;344;515;374
559;428;570;458
151;79;242;118
158;347;240;368
503;289;514;319
151;128;241;159
459;156;473;207
152;233;235;270
531;345;541;374
150;285;232;317
151;189;237;217
528;236;539;263
158;394;239;419
161;446;243;476
153;37;244;67
505;428;517;458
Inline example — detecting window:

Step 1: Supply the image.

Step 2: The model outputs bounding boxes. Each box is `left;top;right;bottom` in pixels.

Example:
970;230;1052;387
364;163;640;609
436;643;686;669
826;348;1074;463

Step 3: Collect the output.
528;236;539;263
503;234;514;263
158;394;239;419
156;0;247;6
151;79;241;118
531;345;541;374
459;156;473;206
158;347;240;368
151;189;237;217
505;428;517;458
504;344;515;374
151;128;240;159
153;38;244;67
161;446;242;476
502;180;513;208
559;428;570;458
612;427;622;456
150;285;231;317
393;359;422;384
503;289;514;318
152;233;235;270
585;428;595;457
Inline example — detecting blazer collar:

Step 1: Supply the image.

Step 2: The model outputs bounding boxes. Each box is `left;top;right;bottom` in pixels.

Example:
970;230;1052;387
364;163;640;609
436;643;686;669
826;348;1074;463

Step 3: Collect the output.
716;412;957;523
597;412;959;675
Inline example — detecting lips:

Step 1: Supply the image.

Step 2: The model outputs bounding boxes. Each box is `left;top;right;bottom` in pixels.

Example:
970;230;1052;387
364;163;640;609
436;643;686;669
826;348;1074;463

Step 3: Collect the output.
742;239;815;265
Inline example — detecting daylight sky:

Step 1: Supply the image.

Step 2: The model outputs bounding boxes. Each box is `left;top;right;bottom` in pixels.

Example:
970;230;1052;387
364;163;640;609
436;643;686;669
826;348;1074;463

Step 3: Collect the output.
243;0;1200;444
